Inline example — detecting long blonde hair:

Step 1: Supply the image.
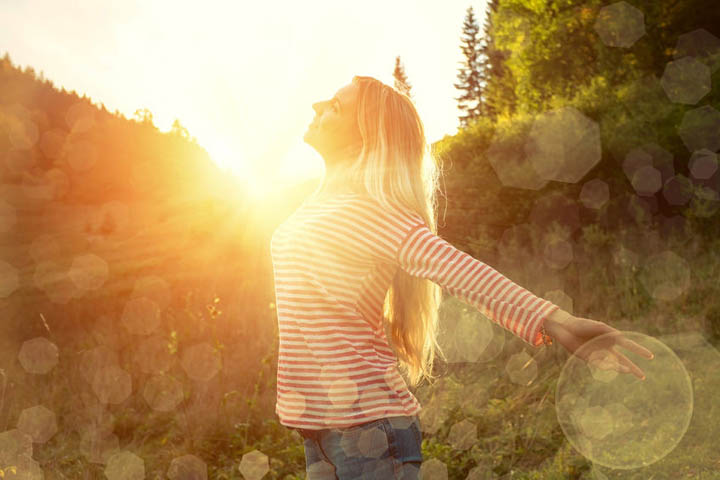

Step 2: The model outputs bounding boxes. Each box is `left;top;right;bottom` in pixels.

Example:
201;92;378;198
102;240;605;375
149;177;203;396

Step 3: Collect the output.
336;75;447;388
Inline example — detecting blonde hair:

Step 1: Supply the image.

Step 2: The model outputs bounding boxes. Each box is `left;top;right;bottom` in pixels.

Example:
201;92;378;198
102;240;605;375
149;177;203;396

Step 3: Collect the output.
335;75;447;388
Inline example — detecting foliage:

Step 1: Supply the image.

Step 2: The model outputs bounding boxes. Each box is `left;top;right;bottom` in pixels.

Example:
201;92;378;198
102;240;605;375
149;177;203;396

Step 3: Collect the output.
392;55;413;99
477;0;518;122
454;5;485;128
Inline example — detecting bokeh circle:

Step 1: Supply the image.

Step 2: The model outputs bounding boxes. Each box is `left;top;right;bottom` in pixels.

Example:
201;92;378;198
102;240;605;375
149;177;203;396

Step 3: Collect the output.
555;331;692;470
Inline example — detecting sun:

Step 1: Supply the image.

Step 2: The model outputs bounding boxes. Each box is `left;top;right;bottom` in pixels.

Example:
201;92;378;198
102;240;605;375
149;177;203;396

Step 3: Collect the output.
197;131;325;207
201;139;271;200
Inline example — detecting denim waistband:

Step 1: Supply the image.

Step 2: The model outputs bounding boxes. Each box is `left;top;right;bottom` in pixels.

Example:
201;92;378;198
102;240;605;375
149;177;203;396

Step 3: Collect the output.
291;417;383;440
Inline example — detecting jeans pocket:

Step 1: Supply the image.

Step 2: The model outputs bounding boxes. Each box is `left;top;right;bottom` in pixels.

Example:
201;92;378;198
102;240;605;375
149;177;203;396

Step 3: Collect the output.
410;417;423;447
385;416;423;464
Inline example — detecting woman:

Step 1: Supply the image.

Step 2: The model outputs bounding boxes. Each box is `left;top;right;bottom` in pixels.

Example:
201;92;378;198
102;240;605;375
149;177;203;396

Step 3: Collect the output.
270;75;654;479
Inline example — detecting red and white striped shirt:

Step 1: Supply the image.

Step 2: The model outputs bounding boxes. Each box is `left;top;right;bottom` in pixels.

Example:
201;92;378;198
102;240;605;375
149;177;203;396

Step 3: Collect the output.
270;192;559;430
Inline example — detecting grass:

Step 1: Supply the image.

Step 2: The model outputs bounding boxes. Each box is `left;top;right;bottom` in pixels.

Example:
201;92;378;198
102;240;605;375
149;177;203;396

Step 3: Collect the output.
2;210;719;479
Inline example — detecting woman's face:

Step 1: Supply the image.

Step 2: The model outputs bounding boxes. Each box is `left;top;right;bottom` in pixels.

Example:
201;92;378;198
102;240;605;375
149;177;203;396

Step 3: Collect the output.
304;82;363;158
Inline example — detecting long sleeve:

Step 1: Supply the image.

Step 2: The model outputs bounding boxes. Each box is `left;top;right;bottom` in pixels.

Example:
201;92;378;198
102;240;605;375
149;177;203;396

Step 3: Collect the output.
395;222;561;347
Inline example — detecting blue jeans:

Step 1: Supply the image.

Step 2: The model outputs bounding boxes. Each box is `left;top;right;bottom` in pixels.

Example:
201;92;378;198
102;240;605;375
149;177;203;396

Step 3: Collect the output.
296;415;423;479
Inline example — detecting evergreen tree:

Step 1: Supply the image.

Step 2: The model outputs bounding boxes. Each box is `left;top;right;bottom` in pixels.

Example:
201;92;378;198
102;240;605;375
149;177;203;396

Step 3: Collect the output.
477;0;516;121
454;5;483;129
171;118;191;140
133;108;154;126
392;56;413;99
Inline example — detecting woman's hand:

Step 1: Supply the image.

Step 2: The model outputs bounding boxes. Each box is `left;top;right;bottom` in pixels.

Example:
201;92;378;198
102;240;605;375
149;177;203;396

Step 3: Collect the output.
543;310;655;380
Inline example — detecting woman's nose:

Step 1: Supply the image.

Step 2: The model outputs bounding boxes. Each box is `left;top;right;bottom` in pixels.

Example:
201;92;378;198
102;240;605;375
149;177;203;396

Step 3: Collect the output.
312;101;328;115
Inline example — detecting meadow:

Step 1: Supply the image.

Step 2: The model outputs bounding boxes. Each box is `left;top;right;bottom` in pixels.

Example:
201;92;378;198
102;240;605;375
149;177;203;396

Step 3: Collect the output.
2;0;720;477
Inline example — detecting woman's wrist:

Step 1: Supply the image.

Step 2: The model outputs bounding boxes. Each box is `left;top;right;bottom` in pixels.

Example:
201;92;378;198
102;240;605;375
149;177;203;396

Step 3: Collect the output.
543;307;573;339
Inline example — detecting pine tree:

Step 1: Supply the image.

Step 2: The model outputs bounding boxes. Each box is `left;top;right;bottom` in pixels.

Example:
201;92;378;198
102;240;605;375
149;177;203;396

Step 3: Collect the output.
454;5;483;129
477;0;516;120
171;118;191;140
133;108;154;126
393;56;413;99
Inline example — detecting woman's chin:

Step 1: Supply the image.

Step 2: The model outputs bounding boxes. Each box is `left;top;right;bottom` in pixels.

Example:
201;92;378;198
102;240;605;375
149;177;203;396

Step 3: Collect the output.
304;128;322;143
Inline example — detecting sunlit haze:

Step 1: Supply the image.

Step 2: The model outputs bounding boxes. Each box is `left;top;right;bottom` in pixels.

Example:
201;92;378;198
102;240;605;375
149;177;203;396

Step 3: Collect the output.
1;0;485;197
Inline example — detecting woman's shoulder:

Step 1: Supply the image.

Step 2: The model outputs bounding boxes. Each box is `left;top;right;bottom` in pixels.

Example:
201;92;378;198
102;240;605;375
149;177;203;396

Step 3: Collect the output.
351;194;426;231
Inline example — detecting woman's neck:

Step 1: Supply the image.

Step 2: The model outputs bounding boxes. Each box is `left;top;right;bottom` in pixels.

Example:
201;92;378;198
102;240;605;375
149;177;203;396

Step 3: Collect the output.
316;143;363;195
316;168;362;196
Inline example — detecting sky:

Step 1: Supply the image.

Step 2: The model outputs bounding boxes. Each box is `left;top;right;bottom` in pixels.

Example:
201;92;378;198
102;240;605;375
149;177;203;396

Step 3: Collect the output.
1;0;488;195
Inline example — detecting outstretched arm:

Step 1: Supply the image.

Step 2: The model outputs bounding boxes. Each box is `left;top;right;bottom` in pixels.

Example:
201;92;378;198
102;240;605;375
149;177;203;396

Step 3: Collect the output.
395;221;654;379
396;222;561;348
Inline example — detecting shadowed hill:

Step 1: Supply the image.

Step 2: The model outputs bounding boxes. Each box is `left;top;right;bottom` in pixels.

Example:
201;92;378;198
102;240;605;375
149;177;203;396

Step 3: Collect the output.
0;53;319;351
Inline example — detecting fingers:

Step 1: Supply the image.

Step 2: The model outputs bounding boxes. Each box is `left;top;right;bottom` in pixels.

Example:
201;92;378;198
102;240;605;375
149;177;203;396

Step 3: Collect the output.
611;348;647;380
584;319;655;361
615;334;655;360
577;348;638;378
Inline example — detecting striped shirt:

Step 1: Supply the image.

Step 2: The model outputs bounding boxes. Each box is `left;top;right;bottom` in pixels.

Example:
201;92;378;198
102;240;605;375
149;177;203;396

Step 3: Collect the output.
270;192;560;430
